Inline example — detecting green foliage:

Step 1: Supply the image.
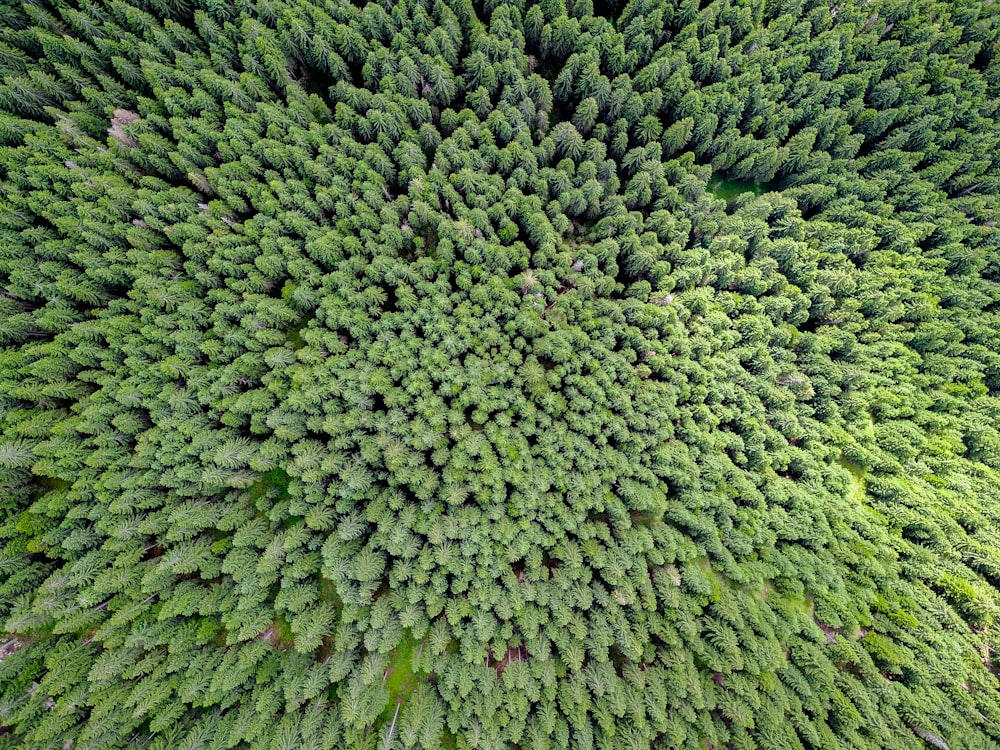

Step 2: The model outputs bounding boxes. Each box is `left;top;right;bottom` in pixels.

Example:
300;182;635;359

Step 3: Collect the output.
1;0;1000;747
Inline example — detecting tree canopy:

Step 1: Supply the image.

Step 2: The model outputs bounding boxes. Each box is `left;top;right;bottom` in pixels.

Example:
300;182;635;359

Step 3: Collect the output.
2;0;1000;748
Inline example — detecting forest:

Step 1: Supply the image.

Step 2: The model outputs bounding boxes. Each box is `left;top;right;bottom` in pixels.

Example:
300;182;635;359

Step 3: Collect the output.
1;0;1000;747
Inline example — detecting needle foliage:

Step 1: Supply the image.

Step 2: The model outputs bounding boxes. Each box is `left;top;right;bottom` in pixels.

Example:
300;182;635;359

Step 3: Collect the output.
2;0;1000;748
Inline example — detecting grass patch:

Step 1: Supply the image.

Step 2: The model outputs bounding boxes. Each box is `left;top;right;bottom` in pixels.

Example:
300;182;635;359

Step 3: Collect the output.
837;455;866;504
384;632;424;704
371;632;433;746
708;175;767;205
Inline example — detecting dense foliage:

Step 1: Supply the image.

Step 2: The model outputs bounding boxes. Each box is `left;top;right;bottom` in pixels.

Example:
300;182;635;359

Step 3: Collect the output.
2;0;1000;747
